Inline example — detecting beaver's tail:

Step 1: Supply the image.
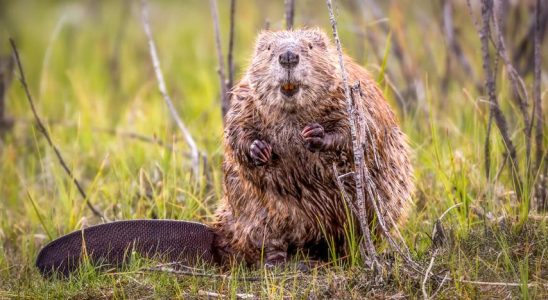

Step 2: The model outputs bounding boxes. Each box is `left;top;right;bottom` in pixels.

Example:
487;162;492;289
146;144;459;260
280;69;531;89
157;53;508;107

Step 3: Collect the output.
36;220;224;277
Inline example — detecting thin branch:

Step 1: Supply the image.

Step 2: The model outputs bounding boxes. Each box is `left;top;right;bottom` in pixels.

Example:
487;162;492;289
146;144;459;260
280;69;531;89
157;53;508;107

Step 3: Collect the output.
333;163;361;229
198;290;256;300
358;0;418;105
210;0;230;120
485;111;493;179
9;38;106;220
326;0;378;269
454;279;548;288
140;0;200;179
285;0;295;30
533;0;546;212
95;128;175;151
227;0;236;92
422;249;439;300
492;3;532;164
0;55;14;134
143;264;301;282
429;273;449;299
441;0;477;88
477;0;522;201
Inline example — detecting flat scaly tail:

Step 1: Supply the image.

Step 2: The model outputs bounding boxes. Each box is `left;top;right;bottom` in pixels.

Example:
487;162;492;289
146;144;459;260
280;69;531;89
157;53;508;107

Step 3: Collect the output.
36;220;222;277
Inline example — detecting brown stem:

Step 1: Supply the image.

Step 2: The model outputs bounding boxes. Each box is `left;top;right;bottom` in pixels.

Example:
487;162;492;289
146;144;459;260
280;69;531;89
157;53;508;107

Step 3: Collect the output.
533;0;546;212
140;0;201;179
9;38;106;221
478;0;522;201
285;0;295;30
326;0;378;269
210;0;229;120
227;0;236;93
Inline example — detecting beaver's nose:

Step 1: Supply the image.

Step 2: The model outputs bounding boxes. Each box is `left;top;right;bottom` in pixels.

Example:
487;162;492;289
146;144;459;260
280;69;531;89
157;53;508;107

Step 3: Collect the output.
279;51;299;69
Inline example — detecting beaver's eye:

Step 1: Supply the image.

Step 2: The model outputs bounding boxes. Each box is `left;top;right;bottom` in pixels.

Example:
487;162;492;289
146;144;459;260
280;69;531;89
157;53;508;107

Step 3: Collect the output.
309;43;313;50
267;44;271;51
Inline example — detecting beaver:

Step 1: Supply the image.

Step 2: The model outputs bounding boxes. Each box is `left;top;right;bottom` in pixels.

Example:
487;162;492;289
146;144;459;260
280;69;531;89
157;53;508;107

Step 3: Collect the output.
35;28;413;276
213;28;413;266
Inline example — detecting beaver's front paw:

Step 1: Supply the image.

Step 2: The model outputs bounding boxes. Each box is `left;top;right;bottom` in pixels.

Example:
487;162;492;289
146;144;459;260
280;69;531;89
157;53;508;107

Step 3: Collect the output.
250;140;272;166
301;123;325;152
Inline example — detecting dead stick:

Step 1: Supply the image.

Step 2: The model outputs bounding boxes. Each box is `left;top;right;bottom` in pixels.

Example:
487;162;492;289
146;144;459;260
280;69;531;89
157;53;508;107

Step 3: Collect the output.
209;0;229;119
140;0;200;179
533;0;546;212
326;0;378;268
492;4;532;165
9;38;106;220
333;163;360;225
477;0;522;201
227;0;236;92
285;0;295;30
422;249;439;300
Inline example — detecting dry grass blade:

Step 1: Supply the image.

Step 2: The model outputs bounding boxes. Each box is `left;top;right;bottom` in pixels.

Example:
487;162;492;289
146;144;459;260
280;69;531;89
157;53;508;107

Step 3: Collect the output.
140;0;200;179
9;38;106;221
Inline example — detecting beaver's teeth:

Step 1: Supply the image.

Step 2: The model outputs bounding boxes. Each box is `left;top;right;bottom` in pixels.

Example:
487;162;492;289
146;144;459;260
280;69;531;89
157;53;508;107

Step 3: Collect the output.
282;83;297;91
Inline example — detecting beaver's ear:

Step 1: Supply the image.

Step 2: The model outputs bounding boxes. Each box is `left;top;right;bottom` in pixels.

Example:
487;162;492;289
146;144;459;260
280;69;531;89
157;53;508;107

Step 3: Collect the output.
307;28;330;49
255;30;272;51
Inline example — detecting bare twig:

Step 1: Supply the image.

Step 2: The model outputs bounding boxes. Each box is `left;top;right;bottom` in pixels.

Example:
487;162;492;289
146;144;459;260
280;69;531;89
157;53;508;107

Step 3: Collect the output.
454;279;548;288
326;0;378;269
477;0;522;201
533;0;546;212
227;0;236;92
0;55;14;134
333;163;360;223
9;38;106;220
422;249;439;300
198;290;255;300
485;111;493;179
95;128;175;151
143;264;300;282
109;0;131;91
327;0;424;274
140;0;200;179
512;0;547;75
492;3;532;164
285;0;295;30
210;0;230;119
358;0;418;107
429;273;449;299
441;0;477;91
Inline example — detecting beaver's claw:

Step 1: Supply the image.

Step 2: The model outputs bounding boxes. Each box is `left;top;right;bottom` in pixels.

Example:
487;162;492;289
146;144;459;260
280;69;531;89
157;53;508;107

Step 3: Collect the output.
302;123;325;152
250;140;272;165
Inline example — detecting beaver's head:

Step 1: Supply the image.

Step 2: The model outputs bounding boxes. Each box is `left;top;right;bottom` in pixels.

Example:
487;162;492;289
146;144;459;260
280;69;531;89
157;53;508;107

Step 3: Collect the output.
246;28;339;113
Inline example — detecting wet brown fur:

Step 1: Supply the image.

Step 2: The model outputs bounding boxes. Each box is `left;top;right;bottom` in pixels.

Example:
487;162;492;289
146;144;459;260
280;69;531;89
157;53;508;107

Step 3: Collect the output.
212;28;413;265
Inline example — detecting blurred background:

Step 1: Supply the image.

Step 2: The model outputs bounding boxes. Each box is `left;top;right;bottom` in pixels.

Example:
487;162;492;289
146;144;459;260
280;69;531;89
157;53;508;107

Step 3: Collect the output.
0;0;546;298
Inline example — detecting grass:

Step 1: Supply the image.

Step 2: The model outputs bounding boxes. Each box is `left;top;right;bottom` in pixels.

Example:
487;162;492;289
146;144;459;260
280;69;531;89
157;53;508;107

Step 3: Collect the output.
0;0;547;298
